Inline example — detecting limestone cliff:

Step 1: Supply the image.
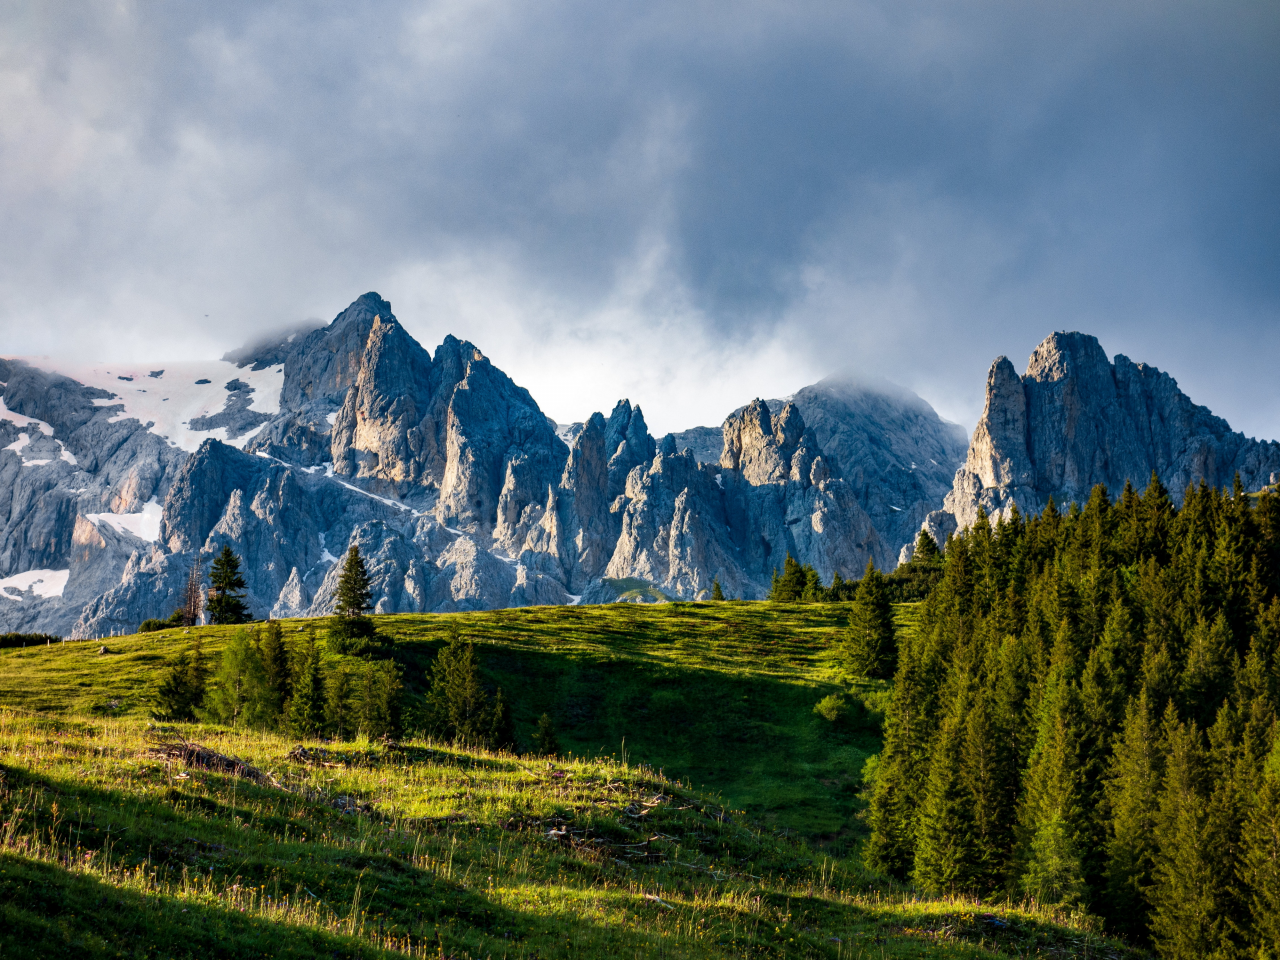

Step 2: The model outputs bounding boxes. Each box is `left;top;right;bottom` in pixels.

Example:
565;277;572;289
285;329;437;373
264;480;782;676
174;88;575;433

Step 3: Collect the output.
913;331;1280;558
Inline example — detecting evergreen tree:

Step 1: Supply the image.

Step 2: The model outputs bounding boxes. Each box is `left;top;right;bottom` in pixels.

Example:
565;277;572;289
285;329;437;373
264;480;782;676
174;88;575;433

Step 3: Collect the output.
1241;729;1280;955
200;629;271;727
961;686;1019;889
1104;689;1163;940
914;529;942;564
843;561;896;678
258;619;289;721
710;578;725;601
353;659;403;739
331;545;375;646
206;546;250;625
287;631;325;738
1018;625;1089;907
152;636;209;721
533;713;561;756
1149;711;1237;959
324;663;353;740
423;631;508;748
769;554;808;602
913;689;977;893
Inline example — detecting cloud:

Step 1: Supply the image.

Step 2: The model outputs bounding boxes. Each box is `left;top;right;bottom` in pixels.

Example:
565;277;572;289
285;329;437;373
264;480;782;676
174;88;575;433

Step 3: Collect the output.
0;0;1276;438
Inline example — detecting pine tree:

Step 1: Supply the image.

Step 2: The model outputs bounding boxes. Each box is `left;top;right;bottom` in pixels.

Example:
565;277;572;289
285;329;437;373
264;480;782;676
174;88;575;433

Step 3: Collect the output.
1018;625;1089;907
206;546;250;625
914;529;942;564
769;554;809;602
259;619;289;721
153;645;203;721
423;632;506;747
844;560;896;678
1104;689;1163;940
200;629;270;727
1241;728;1280;955
331;545;375;646
710;578;725;601
533;713;561;756
287;631;325;738
324;663;353;740
353;659;402;740
961;686;1019;889
913;689;977;893
1149;710;1236;960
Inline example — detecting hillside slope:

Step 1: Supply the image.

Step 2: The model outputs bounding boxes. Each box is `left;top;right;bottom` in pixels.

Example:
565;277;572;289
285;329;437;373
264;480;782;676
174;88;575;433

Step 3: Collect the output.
0;605;1142;959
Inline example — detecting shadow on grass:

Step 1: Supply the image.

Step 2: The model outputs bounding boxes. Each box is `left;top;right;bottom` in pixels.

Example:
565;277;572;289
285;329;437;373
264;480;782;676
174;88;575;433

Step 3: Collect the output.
0;852;397;960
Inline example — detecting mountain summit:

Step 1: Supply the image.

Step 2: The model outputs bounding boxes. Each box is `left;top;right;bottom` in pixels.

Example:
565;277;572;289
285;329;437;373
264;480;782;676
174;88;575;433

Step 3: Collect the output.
908;331;1280;558
2;304;1273;635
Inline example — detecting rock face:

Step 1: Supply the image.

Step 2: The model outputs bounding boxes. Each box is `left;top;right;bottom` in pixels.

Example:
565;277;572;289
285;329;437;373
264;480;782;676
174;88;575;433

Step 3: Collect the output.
6;292;1100;633
912;331;1280;559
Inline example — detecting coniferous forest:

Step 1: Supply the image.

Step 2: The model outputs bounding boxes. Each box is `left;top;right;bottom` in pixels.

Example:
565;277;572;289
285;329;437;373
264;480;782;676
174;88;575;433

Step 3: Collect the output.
866;474;1280;957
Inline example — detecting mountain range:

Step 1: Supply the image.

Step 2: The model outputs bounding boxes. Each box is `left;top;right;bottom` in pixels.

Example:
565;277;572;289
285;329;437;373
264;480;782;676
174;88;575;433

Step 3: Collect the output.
1;294;1276;636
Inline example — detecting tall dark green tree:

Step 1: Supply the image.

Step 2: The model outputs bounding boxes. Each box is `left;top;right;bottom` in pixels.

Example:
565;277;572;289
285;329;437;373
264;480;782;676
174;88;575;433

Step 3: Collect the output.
258;619;289;721
1104;689;1164;940
152;635;210;721
843;560;896;678
423;631;509;748
769;554;809;602
200;629;271;727
533;713;561;756
287;630;325;738
912;687;977;893
353;659;403;739
331;545;375;646
206;546;250;625
1241;730;1280;955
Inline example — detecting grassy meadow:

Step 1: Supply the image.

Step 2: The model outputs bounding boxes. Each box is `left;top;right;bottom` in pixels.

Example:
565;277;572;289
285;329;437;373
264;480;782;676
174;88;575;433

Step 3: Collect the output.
0;602;1140;958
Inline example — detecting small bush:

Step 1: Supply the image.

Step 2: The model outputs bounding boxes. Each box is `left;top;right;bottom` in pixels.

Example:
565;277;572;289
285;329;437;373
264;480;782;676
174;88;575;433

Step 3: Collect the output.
813;693;848;723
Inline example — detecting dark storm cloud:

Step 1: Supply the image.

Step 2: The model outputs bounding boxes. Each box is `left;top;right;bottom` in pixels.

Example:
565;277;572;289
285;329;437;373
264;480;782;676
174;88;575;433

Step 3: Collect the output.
0;0;1276;436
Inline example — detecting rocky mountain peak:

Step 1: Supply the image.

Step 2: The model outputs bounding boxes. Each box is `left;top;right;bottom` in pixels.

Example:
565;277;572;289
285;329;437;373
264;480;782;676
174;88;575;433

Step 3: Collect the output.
912;330;1280;556
719;399;816;486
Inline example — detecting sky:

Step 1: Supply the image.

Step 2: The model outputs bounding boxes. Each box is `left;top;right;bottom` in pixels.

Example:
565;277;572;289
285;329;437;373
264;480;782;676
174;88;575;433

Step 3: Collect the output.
1;0;1277;439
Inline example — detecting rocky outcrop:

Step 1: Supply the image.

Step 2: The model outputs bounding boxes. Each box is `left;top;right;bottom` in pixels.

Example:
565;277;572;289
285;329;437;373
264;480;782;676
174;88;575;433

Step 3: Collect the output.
914;331;1280;557
604;399;886;598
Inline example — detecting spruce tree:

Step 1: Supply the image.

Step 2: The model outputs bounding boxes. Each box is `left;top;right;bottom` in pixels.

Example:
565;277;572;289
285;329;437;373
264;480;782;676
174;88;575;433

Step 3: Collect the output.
354;659;402;740
1241;729;1280;955
844;560;896;678
258;619;289;721
287;631;325;738
1104;689;1163;940
1149;711;1234;960
769;554;808;602
913;689;977;893
533;713;561;756
332;545;375;646
153;649;198;721
324;663;353;740
207;546;250;625
914;529;942;564
961;686;1019;890
200;629;270;727
423;631;506;747
710;578;725;602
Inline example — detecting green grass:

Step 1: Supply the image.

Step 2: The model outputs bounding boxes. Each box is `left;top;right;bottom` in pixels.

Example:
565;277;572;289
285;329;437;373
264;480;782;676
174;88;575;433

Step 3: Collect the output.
0;602;885;844
0;602;1144;958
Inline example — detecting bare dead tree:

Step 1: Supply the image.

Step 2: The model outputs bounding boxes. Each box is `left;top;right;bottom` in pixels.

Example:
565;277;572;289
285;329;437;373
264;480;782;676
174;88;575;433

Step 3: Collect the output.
183;558;204;627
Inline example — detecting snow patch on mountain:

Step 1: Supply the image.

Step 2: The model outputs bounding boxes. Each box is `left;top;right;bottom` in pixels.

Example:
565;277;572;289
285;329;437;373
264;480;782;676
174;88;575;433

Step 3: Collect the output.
0;569;70;600
17;359;285;452
85;499;163;542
